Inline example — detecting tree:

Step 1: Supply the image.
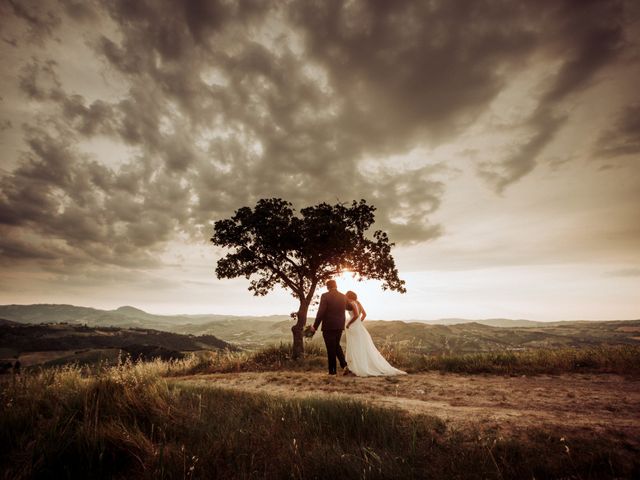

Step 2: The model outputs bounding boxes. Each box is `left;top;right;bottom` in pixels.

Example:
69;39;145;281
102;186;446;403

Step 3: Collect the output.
210;198;406;358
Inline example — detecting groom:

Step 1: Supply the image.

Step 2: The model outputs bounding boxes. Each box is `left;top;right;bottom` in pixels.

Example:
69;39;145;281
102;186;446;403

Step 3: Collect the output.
310;279;348;375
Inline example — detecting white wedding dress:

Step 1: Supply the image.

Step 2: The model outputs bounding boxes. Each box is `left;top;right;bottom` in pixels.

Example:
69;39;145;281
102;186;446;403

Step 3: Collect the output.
345;303;406;377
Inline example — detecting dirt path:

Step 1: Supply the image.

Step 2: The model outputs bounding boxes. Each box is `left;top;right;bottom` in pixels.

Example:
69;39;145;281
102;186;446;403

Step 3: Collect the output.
176;371;640;438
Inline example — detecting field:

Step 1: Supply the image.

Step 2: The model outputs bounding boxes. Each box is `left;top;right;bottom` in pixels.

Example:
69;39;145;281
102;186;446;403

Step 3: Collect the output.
1;344;639;479
182;371;639;437
1;309;640;478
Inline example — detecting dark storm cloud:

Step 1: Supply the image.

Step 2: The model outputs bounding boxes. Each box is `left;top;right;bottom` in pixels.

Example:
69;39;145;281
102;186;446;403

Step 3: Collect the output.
58;0;100;23
3;0;62;44
478;109;568;192
287;0;536;150
0;0;636;272
18;57;62;100
2;50;197;268
478;0;626;192
60;95;117;137
0;232;60;263
595;104;640;158
0;120;177;269
86;0;535;230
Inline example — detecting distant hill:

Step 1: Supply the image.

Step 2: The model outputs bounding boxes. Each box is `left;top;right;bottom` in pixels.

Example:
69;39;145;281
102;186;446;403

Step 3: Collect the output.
1;304;638;352
173;319;294;348
0;304;293;348
418;318;545;328
4;303;632;330
0;321;234;365
364;319;640;353
0;304;291;331
0;318;20;327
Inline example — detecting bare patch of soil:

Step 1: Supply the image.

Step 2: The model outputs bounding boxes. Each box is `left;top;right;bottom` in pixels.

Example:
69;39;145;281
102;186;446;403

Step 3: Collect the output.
177;371;640;441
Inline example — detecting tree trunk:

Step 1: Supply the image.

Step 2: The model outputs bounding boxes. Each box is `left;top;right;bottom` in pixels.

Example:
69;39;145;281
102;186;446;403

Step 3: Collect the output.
291;300;309;360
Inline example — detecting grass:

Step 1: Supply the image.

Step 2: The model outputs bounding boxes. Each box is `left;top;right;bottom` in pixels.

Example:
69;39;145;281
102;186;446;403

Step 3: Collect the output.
176;342;328;375
178;342;640;377
1;360;638;479
398;344;640;375
11;339;640;378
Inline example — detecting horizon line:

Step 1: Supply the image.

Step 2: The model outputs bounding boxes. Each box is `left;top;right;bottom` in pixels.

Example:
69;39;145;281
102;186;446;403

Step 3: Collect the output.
0;303;638;323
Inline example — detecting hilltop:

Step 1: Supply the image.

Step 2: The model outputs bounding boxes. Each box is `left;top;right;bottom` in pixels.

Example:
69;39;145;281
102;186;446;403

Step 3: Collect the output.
1;341;639;479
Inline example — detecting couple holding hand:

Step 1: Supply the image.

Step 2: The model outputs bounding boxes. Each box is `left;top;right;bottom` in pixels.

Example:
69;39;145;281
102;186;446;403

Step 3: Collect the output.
310;279;406;377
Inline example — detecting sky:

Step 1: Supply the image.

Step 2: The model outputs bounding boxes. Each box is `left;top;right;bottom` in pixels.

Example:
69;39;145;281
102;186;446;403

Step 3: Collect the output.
0;0;639;321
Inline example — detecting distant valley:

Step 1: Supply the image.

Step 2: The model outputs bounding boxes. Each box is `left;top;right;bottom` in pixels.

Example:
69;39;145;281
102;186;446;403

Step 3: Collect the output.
1;304;639;357
0;316;234;368
0;304;292;349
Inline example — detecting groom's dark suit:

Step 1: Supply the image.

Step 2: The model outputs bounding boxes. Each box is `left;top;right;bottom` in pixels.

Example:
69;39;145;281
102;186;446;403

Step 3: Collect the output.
313;288;347;375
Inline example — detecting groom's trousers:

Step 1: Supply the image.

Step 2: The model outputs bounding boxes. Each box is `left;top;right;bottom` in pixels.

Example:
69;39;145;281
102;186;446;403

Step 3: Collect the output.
322;329;347;374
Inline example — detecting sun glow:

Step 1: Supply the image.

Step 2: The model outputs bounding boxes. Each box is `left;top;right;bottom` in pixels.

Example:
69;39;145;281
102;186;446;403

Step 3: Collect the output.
330;271;392;319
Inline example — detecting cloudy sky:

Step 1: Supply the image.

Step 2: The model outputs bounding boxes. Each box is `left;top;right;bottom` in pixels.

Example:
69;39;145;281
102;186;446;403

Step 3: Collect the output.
0;0;638;321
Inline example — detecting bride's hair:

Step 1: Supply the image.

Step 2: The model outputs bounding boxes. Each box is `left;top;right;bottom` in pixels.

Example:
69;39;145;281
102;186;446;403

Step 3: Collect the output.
346;290;357;300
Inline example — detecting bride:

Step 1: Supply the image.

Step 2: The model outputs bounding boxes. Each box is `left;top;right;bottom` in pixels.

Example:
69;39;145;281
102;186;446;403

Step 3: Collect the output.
344;291;406;377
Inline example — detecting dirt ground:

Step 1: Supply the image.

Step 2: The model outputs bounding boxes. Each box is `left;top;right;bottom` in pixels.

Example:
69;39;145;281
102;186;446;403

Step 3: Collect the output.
177;371;640;440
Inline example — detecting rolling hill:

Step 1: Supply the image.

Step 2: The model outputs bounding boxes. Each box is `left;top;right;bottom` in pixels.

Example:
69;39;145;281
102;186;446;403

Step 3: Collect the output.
0;304;290;329
363;319;640;353
1;304;639;353
0;320;234;367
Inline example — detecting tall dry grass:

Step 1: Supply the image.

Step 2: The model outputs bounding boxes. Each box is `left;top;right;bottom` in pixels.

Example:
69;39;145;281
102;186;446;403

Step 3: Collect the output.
183;342;640;376
178;342;327;375
1;354;639;478
394;344;640;375
15;341;640;378
0;361;636;479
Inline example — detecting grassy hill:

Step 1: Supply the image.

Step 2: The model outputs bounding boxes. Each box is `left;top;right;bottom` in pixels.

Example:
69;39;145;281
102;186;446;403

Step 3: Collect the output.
0;321;234;367
1;304;639;353
364;319;640;353
0;304;291;330
173;318;294;348
181;318;640;353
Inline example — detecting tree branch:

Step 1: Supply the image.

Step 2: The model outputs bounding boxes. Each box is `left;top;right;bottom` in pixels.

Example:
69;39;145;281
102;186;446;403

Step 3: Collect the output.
257;256;303;297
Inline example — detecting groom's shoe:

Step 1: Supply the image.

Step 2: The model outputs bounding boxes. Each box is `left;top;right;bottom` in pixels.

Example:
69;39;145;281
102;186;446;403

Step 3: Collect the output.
342;366;351;376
